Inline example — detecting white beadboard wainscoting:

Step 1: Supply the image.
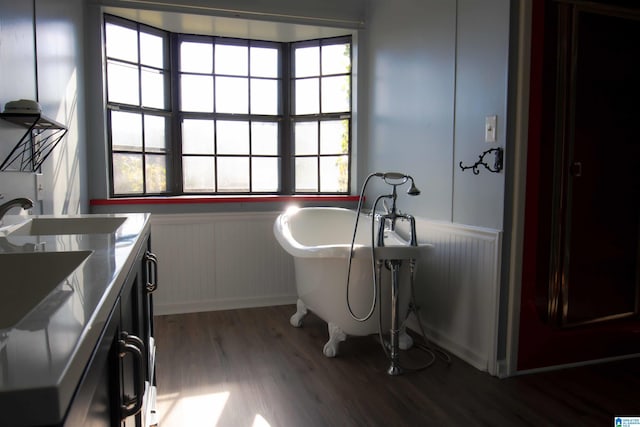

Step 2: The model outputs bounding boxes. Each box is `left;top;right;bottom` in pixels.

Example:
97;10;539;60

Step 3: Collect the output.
150;212;501;374
150;212;297;315
407;219;502;375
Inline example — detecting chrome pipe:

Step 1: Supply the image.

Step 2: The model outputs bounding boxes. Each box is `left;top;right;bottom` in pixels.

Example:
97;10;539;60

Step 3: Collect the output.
387;259;403;376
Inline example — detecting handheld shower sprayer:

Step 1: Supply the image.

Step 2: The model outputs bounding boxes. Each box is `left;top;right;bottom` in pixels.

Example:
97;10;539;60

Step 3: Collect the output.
347;171;422;323
373;172;421;196
346;172;448;374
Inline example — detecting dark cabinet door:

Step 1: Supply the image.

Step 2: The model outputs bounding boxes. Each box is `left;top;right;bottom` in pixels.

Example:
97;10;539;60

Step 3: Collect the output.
63;300;120;427
119;239;148;427
62;233;154;426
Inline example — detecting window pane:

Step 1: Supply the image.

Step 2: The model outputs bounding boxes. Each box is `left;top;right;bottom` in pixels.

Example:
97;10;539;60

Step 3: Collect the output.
183;156;215;192
107;61;139;105
113;153;142;194
295;46;319;77
250;47;278;78
217;157;249;192
217;121;249;154
250;79;278;115
141;68;166;109
182;119;214;154
144;115;167;152
140;32;164;68
295;122;318;155
295;78;319;115
252;157;279;191
295;157;317;192
145;154;167;192
321;76;350;113
322;43;350;75
180;41;212;73
111;111;142;151
320;155;348;192
216;76;248;114
106;23;138;62
320;120;349;154
181;75;213;112
215;44;248;76
251;122;278;155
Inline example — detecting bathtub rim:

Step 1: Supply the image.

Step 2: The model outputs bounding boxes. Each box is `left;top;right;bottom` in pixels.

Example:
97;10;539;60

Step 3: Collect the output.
273;206;433;259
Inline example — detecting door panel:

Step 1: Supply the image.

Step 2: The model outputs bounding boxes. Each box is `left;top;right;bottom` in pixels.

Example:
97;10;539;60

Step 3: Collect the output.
518;0;640;370
562;9;640;325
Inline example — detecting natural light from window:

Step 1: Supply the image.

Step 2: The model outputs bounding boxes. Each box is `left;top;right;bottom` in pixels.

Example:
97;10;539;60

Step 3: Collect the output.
157;390;275;426
104;15;351;196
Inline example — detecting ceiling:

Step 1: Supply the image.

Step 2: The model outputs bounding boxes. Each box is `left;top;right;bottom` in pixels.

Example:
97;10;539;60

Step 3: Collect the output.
104;6;357;41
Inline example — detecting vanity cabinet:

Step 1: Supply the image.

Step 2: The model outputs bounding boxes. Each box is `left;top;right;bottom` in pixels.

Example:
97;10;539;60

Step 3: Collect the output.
61;233;158;427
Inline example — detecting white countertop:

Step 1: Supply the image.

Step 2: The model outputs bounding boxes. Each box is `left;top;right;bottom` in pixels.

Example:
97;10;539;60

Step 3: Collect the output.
0;213;151;426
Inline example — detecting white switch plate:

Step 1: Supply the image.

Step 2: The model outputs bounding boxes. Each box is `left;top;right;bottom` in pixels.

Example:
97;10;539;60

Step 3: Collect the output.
485;115;497;143
35;173;44;201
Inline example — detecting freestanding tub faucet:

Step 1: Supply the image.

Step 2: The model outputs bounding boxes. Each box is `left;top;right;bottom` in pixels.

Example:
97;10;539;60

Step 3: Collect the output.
0;197;34;220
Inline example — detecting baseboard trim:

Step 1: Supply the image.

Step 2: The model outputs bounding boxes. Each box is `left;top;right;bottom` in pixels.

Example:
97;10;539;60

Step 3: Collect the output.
405;315;491;374
155;295;298;316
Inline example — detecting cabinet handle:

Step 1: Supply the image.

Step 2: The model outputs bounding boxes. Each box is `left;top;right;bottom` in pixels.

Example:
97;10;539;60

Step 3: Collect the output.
144;251;158;293
119;332;146;419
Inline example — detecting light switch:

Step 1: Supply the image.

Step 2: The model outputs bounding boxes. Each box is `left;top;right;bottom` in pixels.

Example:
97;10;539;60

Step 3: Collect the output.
485;115;497;143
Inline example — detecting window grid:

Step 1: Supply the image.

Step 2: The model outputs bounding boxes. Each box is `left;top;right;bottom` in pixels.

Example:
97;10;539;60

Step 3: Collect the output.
291;38;352;194
178;35;282;193
105;15;171;196
104;15;351;196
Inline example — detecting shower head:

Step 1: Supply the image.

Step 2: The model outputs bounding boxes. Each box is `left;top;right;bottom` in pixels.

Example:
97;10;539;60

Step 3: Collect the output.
407;179;421;196
374;172;421;196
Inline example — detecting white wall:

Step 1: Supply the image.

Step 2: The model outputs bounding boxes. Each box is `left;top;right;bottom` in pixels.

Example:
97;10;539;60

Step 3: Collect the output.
363;0;510;231
361;0;456;222
0;0;88;215
452;0;510;228
35;0;88;214
0;0;37;205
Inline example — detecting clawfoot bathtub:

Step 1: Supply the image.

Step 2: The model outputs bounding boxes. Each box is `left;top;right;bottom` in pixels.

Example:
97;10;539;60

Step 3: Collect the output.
274;207;417;357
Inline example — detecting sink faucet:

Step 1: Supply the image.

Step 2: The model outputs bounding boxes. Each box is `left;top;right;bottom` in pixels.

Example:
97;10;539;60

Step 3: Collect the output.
0;197;34;220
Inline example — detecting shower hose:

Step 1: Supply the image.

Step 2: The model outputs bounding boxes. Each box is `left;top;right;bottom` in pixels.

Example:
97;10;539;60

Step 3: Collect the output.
346;172;451;372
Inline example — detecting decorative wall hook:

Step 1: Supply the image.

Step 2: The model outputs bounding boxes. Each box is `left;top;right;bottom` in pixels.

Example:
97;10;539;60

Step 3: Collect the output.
459;147;504;175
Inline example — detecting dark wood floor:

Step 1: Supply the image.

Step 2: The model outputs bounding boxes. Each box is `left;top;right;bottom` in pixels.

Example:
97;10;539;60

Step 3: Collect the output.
154;305;640;426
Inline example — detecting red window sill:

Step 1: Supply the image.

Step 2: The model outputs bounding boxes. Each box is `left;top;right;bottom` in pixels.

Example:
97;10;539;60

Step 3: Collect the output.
90;195;360;206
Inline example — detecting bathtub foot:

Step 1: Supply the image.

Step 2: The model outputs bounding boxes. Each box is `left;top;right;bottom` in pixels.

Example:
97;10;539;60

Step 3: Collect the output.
323;323;346;358
398;327;414;350
290;299;308;327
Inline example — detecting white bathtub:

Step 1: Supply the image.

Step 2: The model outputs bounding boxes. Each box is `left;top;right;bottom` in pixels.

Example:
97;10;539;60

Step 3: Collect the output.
274;206;429;357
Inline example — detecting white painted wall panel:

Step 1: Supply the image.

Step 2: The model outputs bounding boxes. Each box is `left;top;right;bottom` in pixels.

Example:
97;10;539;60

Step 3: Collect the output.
0;0;36;173
364;0;456;223
150;212;297;315
35;0;87;214
409;219;502;374
452;0;510;229
0;0;36;104
365;0;511;230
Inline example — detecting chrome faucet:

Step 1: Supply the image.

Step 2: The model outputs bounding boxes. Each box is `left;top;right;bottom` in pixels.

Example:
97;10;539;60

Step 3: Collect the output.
0;197;34;220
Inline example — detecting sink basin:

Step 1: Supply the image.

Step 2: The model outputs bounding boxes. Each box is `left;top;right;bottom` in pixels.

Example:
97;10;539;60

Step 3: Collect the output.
9;216;126;236
0;250;92;329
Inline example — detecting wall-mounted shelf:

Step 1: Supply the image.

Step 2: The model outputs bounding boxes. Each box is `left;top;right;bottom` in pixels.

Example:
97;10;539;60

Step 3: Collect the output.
0;113;68;172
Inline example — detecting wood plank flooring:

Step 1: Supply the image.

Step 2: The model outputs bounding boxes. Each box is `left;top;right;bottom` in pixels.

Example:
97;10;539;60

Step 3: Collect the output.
154;305;640;426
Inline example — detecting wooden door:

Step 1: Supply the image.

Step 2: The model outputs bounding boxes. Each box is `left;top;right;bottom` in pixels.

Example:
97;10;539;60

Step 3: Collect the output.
552;5;640;326
518;0;640;370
